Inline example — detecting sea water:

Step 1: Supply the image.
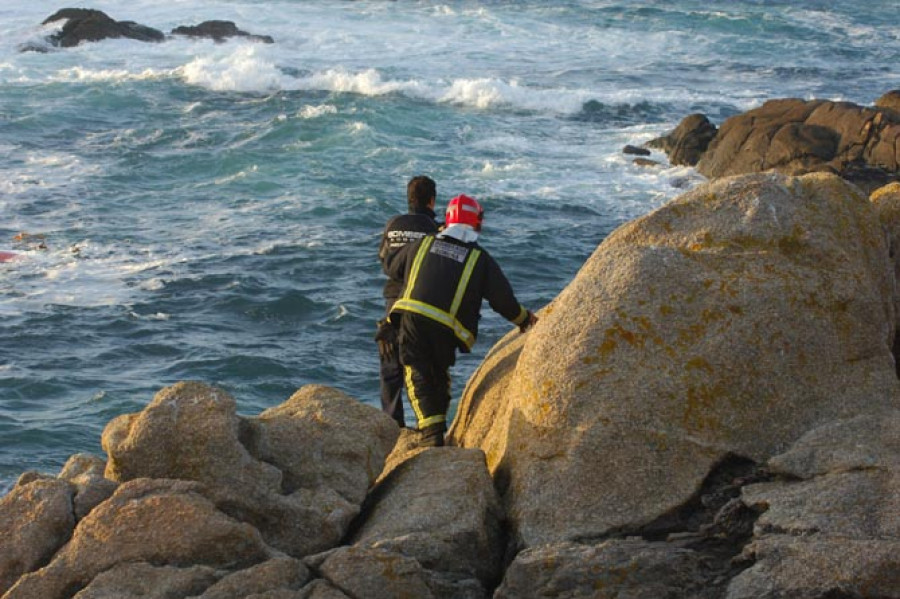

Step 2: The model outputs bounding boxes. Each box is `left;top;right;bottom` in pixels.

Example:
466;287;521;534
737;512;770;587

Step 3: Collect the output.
2;0;898;492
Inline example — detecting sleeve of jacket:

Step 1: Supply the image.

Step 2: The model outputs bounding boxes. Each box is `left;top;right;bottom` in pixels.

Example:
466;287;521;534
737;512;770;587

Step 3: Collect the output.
378;217;396;271
482;251;529;326
385;236;417;284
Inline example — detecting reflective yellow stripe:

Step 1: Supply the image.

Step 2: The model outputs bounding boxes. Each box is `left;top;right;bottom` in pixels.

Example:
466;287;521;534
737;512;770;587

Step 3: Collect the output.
392;236;480;349
450;248;481;316
404;366;447;429
419;414;446;428
404;365;426;424
512;305;529;325
392;298;475;349
402;236;433;301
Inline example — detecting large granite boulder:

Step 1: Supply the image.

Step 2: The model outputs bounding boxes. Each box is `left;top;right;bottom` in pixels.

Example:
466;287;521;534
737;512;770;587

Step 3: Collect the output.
42;9;164;47
0;475;75;595
3;478;273;599
694;98;900;193
102;382;398;557
450;172;900;549
727;409;900;598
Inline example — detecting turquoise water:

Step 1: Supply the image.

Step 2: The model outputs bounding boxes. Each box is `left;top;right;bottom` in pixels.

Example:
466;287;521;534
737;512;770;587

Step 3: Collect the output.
2;0;899;491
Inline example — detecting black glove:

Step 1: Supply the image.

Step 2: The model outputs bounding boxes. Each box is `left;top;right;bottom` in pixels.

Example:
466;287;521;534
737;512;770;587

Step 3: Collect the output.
374;318;398;360
519;310;538;333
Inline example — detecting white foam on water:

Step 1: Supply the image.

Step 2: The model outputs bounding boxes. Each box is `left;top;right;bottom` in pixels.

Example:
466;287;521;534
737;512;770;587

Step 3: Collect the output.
178;45;285;92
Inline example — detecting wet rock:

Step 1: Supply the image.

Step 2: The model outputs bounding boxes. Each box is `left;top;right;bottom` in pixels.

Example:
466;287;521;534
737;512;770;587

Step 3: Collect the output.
646;113;718;166
695;98;900;194
171;20;275;44
0;475;75;596
623;144;652;156
43;9;164;47
633;157;661;168
450;172;899;549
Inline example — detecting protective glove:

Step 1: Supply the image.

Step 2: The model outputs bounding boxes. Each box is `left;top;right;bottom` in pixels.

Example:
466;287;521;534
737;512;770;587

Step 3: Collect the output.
374;318;398;361
519;310;538;333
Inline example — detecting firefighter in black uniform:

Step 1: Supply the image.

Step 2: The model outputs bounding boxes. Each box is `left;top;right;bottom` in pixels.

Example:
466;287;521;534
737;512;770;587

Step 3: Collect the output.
386;194;538;446
376;175;441;427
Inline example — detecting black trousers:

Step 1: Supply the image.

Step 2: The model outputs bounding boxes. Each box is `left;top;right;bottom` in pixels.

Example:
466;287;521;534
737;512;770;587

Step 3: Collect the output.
379;338;406;427
397;314;457;429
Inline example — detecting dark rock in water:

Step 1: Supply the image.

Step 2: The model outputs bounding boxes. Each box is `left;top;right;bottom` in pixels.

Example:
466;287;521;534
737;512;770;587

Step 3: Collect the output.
633;157;660;168
646;113;718;166
17;42;52;54
171;20;275;44
623;144;651;156
43;8;164;47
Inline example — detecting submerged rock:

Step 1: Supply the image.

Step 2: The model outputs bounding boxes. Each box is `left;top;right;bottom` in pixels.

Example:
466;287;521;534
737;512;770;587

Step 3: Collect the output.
171;20;275;44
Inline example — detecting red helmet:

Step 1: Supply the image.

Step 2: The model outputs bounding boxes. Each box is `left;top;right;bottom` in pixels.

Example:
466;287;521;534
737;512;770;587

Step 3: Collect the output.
445;194;484;231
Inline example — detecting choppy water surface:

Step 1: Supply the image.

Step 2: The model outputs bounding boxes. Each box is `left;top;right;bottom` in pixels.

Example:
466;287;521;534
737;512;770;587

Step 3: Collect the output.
2;0;899;491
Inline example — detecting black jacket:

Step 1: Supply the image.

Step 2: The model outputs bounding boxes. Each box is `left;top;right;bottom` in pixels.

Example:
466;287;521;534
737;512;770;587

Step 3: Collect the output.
379;207;440;306
388;233;528;352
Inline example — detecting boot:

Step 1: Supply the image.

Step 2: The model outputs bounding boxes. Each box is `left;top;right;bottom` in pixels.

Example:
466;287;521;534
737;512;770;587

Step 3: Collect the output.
417;423;446;448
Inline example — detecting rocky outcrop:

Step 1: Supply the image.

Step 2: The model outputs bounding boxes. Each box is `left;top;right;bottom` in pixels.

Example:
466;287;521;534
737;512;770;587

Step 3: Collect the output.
4;478;274;599
0;475;75;595
102;382;398;557
341;447;505;593
31;9;273;50
171;21;275;44
42;9;164;47
729;409;900;598
650;95;900;194
3;173;900;597
452;171;898;549
646;113;718;166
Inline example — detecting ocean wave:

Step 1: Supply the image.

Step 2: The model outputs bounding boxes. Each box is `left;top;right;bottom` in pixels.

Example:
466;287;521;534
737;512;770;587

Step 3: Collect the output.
178;45;286;92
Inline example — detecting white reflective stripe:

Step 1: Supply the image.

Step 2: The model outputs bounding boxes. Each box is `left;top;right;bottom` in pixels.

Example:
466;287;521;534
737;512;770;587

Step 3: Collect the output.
392;299;475;349
450;248;481;317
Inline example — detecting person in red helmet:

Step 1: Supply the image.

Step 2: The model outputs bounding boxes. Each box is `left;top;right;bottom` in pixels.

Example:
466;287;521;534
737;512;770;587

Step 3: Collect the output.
386;194;538;447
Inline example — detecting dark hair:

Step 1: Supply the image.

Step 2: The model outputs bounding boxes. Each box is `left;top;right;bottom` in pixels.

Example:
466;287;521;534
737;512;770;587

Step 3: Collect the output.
407;176;436;211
